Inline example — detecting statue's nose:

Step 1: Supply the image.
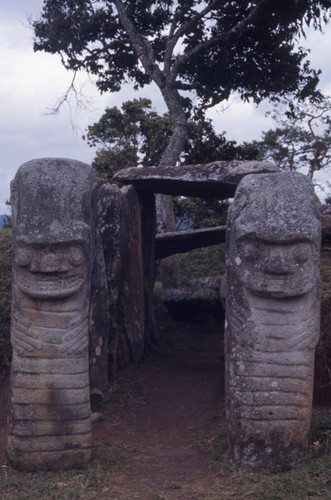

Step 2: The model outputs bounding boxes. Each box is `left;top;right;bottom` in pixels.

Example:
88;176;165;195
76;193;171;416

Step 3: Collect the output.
265;250;293;275
30;253;69;273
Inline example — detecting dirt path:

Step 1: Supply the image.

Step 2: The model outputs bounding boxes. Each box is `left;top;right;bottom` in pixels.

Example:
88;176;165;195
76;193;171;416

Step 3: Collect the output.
92;311;225;497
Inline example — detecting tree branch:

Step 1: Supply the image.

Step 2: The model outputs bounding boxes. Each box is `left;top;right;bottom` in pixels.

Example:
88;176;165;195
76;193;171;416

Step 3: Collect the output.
171;0;270;80
44;72;83;115
112;0;165;87
173;0;221;42
43;71;96;134
164;3;190;75
164;1;219;75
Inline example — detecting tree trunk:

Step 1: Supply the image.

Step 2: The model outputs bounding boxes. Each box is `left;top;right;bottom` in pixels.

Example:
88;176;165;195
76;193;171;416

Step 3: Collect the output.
155;85;189;288
114;2;189;288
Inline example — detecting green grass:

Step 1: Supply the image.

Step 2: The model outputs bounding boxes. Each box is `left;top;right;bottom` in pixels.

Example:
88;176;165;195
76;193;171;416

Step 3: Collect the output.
0;442;126;500
1;409;330;500
206;408;331;500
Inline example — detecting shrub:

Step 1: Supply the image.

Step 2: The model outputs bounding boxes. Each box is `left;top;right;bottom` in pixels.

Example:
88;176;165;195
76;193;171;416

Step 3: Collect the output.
178;244;225;282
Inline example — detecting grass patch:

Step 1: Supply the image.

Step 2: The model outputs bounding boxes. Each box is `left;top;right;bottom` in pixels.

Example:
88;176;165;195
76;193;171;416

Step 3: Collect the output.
207;408;331;500
2;379;329;498
1;396;330;499
0;441;126;500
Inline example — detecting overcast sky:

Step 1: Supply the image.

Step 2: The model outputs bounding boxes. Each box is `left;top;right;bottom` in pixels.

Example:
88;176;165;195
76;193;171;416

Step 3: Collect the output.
1;1;331;214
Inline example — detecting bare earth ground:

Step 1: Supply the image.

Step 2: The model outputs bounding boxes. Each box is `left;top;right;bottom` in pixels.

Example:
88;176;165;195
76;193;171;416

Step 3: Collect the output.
92;309;225;498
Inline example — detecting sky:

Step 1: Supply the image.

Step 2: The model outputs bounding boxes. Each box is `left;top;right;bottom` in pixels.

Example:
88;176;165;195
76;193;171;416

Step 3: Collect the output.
1;1;331;214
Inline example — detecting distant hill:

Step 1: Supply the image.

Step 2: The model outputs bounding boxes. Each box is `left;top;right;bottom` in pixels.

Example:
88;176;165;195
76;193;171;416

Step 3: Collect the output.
0;214;10;228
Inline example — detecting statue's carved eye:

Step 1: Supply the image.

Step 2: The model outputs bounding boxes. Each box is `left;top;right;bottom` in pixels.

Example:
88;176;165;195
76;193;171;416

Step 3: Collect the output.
240;241;260;261
68;247;84;266
15;247;32;267
292;244;311;264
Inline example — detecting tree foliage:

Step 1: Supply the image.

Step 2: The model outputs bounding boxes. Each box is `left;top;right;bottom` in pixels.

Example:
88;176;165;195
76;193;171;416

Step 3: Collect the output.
34;1;329;104
173;196;229;230
84;97;257;228
178;245;226;282
84;98;173;183
85;97;259;180
34;0;331;167
257;96;331;180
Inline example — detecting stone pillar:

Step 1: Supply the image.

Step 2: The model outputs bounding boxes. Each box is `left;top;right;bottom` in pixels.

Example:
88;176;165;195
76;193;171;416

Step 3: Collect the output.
8;158;95;471
138;191;159;348
97;184;145;374
225;172;321;467
89;229;109;393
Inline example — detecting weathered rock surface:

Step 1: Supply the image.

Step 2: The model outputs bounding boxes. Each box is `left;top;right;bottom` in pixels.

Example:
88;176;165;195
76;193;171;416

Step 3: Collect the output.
97;184;145;374
155;226;226;259
225;172;321;468
321;214;331;244
314;249;331;406
114;160;278;199
8;158;94;471
138;191;159;347
89;230;109;393
162;277;225;320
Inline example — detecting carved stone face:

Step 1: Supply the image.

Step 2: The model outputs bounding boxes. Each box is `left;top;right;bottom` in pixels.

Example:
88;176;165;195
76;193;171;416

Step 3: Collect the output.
10;157;95;304
228;172;321;300
234;233;318;298
14;238;88;300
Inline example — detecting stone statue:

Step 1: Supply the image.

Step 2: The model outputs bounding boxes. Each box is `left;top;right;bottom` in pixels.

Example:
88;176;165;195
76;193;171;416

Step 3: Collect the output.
225;172;321;467
8;158;95;471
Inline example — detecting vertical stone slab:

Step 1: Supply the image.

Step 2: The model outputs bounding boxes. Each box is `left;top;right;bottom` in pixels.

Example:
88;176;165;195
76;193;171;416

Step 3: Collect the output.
138;191;159;348
225;172;321;467
89;229;109;393
97;184;145;374
121;186;146;363
96;184;123;374
8;158;95;471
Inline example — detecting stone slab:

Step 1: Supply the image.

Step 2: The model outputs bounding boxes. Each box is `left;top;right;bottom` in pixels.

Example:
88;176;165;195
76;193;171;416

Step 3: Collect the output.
155;226;226;259
114;160;278;198
162;276;224;319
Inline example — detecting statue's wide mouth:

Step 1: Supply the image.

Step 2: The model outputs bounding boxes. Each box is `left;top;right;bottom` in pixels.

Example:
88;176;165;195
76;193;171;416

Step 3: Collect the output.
16;274;85;298
245;272;314;299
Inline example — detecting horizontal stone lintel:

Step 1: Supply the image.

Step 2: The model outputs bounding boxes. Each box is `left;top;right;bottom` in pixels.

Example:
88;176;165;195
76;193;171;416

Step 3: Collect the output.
155;218;329;259
155;225;226;259
114;160;278;198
